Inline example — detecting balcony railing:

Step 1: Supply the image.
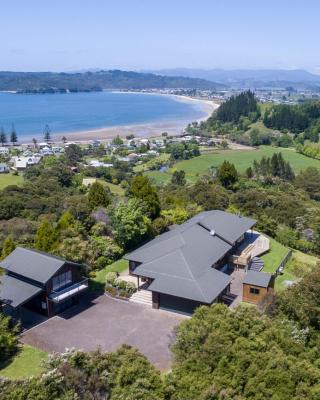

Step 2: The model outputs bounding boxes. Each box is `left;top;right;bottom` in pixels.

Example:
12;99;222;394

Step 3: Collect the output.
49;278;89;303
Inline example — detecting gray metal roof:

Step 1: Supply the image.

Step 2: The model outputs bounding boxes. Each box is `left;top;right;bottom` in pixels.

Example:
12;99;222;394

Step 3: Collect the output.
0;274;43;308
243;271;272;288
0;247;72;284
190;210;256;244
147;266;231;303
126;210;252;303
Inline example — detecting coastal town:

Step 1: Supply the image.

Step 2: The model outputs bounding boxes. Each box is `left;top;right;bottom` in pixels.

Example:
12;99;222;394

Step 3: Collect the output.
1;1;320;399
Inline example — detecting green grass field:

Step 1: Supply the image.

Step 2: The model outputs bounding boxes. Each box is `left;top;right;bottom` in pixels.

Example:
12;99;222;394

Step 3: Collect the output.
0;172;23;190
90;258;129;291
145;146;320;185
0;345;47;379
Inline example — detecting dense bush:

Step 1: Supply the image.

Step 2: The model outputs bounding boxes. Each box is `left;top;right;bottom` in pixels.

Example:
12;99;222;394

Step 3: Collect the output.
0;315;18;363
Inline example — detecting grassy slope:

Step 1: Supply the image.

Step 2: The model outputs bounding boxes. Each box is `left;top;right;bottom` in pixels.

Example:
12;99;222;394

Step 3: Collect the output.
0;173;23;190
275;251;319;290
173;146;320;179
145;146;320;185
0;345;47;379
98;179;125;196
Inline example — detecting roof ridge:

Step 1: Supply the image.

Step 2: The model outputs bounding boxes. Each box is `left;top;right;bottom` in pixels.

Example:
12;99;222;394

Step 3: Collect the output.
16;247;65;263
179;249;207;302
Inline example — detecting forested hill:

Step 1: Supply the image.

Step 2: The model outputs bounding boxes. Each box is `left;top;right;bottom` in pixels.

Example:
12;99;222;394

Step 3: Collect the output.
0;70;224;92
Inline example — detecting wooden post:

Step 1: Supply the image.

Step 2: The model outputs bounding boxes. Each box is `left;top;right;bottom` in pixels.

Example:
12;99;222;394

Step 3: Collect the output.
137;276;140;291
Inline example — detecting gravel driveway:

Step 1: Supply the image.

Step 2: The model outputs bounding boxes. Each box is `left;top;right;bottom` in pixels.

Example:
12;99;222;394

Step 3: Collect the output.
21;294;186;370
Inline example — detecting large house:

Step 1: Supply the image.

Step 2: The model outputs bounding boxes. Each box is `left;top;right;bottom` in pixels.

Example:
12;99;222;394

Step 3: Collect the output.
0;248;88;317
126;210;272;314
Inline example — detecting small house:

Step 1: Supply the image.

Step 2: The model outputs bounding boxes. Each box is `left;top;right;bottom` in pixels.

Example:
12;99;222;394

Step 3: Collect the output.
0;247;88;317
242;271;273;304
0;147;9;156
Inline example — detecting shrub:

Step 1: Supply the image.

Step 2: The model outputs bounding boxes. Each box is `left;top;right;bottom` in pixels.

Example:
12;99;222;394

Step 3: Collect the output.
106;271;117;285
114;278;127;290
126;281;137;295
118;290;130;298
105;286;117;297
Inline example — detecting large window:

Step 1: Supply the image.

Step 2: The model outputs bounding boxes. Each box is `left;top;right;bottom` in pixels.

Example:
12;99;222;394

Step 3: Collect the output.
249;287;260;295
52;270;72;291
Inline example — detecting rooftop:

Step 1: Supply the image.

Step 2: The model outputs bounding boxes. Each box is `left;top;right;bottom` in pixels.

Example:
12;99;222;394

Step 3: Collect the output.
0;247;80;285
126;210;256;303
243;270;272;288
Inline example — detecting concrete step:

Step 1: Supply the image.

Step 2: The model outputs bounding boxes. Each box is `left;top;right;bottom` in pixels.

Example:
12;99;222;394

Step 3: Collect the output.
130;289;152;306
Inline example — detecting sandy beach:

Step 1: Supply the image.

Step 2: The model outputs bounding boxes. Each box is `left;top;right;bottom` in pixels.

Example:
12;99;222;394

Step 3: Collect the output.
46;94;218;144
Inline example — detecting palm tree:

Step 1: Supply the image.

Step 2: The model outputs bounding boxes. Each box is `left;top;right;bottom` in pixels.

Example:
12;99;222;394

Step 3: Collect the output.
32;138;38;149
62;136;67;144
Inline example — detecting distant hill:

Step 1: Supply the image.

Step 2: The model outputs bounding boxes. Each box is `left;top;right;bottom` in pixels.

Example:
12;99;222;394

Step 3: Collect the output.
148;68;320;88
0;70;224;92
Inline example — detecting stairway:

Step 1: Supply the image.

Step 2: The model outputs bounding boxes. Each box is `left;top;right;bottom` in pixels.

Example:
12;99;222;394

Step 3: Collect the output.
249;256;264;271
129;289;153;307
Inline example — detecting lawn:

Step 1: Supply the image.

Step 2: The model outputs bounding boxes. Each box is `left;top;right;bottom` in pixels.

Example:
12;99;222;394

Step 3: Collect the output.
261;237;289;274
90;258;129;291
98;179;125;196
144;146;320;185
0;345;47;379
0;172;23;190
145;170;172;185
274;251;319;291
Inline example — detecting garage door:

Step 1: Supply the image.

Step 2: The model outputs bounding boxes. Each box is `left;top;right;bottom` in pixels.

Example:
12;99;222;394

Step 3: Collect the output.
159;293;202;315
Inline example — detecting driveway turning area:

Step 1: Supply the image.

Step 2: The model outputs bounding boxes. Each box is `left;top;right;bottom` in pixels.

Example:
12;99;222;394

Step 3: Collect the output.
21;294;186;370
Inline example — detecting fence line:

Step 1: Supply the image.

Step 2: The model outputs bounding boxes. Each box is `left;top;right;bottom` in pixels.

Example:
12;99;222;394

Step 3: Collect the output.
274;249;293;277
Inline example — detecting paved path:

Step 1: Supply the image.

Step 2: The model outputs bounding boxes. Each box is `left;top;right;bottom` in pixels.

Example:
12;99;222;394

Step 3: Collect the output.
21;294;186;370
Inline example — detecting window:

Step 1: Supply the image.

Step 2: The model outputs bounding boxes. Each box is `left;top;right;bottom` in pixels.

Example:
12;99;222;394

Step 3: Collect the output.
52;270;72;291
249;287;260;295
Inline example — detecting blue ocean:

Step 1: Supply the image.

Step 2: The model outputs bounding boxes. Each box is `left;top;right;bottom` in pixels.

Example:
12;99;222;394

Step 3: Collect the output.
0;91;206;140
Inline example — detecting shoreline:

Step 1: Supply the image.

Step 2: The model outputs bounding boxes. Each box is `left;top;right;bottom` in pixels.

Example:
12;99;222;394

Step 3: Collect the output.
15;92;218;145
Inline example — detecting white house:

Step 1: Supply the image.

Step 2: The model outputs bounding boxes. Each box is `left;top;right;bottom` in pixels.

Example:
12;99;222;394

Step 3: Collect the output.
0;147;9;156
89;160;113;168
12;156;42;170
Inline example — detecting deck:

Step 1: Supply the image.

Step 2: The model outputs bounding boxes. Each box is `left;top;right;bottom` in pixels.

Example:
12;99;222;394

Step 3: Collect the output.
230;231;270;267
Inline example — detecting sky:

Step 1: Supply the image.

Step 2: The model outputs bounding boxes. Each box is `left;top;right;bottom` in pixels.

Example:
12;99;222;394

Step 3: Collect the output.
1;0;320;72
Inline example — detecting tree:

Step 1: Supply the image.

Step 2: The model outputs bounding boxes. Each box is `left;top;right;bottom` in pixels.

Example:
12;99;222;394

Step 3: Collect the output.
0;314;18;363
10;124;18;145
65;144;83;164
216;90;259;123
191;182;229;211
112;135;123;146
88;182;111;210
171;304;320;400
217;160;238;188
111;199;151;249
32;137;38;149
88;236;123;269
34;219;57;252
295;167;320;200
0;236;16;260
43;124;51;142
61;136;67;143
128;175;160;218
171;170;186;186
57;211;75;231
0;128;7;146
